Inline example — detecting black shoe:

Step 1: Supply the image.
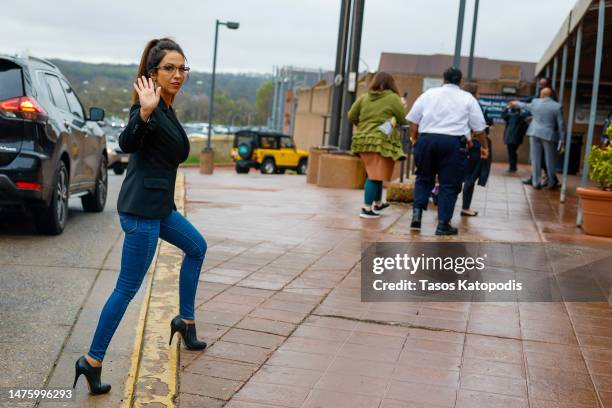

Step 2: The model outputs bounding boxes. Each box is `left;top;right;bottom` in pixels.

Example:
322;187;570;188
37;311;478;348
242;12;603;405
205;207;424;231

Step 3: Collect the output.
73;356;111;395
460;209;479;217
170;315;207;350
410;208;423;230
522;178;533;185
372;202;390;213
360;208;380;219
506;168;517;173
435;222;458;236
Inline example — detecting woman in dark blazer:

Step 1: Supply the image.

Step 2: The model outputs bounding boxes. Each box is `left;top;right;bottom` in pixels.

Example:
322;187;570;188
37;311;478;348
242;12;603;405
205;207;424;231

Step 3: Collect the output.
73;38;208;395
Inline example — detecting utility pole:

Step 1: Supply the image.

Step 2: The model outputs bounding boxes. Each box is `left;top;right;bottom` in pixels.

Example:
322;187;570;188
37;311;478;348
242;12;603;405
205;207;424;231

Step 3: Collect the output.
453;0;467;69
206;20;220;152
466;0;480;81
328;0;352;147
200;20;239;175
339;0;365;151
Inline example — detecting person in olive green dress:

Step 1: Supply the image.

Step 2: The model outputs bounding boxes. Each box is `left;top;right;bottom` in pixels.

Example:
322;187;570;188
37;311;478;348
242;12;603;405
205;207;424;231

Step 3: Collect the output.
349;72;407;219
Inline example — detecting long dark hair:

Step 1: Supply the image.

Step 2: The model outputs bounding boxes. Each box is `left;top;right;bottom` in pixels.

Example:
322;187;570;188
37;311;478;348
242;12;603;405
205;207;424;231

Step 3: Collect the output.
368;71;400;95
132;38;186;104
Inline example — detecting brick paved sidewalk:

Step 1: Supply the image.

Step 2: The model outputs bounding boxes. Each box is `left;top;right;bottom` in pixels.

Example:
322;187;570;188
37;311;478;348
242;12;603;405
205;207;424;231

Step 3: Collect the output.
177;164;612;408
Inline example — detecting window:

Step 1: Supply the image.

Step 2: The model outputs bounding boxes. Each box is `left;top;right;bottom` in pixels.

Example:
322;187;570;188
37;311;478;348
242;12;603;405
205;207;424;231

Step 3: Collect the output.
44;74;70;112
280;137;294;148
259;136;279;149
61;79;84;119
0;63;23;100
235;133;256;147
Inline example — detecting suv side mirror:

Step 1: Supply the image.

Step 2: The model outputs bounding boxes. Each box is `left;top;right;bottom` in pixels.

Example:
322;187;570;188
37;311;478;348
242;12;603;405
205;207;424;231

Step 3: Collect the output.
89;107;105;122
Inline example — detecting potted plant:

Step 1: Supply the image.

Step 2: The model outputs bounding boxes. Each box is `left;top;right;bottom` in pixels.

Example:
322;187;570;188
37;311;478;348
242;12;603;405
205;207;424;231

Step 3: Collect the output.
577;145;612;237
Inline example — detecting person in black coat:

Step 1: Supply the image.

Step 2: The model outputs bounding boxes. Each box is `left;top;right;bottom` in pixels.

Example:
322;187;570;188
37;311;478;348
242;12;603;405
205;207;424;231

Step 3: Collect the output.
73;38;208;395
461;83;492;217
502;106;530;172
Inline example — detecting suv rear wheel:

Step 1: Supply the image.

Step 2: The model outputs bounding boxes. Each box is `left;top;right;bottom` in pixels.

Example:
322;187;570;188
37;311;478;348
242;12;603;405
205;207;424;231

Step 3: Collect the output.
81;155;107;212
33;161;69;235
261;158;276;175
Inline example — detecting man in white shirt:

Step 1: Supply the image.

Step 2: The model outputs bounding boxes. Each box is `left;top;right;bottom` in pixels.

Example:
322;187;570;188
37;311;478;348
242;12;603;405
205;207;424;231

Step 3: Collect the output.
406;67;488;235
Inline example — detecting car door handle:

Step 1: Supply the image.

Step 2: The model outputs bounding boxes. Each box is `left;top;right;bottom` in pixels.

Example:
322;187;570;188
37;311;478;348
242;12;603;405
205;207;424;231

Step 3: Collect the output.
63;121;71;130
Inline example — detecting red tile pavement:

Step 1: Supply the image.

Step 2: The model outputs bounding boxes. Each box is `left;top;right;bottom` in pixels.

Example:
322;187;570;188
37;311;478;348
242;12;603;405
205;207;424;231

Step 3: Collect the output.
177;164;612;408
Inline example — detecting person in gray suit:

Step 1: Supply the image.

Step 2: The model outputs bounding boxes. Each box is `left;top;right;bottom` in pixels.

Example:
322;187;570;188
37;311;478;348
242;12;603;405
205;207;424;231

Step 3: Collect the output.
510;88;564;189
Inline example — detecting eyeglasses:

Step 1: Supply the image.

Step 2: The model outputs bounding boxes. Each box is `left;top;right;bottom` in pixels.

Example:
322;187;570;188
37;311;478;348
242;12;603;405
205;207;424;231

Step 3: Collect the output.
155;64;190;76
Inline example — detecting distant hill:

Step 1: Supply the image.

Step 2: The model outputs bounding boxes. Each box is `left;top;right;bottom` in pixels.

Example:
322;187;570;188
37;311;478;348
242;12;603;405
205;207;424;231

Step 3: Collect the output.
48;59;272;123
50;59;270;103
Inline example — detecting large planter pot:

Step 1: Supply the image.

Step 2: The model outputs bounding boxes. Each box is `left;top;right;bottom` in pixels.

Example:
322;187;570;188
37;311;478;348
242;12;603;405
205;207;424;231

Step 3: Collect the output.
577;187;612;237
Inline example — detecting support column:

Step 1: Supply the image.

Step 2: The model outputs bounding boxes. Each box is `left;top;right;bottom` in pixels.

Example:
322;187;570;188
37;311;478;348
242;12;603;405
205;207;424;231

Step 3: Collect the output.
466;0;480;81
453;0;467;68
552;56;558;90
577;0;606;226
328;0;352;147
560;24;582;203
339;0;365;152
558;43;568;103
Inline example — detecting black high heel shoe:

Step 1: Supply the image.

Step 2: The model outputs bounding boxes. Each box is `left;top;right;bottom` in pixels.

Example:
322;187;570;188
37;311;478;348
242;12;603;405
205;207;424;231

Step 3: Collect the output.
169;315;207;350
73;356;111;395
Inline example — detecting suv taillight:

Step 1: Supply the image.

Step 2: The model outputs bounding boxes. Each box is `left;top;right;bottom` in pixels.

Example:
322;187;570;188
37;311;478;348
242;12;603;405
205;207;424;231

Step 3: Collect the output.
0;96;47;121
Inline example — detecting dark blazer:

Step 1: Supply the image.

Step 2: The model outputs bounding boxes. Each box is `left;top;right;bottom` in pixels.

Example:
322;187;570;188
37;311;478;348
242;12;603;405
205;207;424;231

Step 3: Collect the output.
117;98;190;219
501;107;530;145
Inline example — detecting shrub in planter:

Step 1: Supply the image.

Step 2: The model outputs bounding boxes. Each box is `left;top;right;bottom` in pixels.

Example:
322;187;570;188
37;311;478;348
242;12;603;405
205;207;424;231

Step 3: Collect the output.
588;145;612;190
577;145;612;237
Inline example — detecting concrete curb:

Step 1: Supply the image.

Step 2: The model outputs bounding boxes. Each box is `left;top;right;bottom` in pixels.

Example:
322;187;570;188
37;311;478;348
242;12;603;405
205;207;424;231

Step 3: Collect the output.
120;172;185;408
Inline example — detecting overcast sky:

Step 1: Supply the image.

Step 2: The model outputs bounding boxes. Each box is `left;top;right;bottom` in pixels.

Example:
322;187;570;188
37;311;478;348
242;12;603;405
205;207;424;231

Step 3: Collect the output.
1;0;576;74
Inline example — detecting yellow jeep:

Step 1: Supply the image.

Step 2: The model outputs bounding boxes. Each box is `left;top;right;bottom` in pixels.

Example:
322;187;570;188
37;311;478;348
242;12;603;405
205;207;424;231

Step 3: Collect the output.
231;130;309;175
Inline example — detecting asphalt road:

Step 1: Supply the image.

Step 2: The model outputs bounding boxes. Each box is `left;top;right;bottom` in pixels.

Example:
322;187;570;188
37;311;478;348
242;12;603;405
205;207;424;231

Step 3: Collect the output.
0;172;147;408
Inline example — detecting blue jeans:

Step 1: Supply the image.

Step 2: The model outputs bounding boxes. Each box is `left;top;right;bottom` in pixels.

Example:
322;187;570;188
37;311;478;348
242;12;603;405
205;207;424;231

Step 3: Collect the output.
88;210;207;362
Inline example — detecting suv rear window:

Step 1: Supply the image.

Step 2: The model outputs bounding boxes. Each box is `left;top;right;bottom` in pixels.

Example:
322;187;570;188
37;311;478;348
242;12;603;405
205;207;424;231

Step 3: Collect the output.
0;62;24;100
235;133;256;147
44;74;70;112
61;79;84;119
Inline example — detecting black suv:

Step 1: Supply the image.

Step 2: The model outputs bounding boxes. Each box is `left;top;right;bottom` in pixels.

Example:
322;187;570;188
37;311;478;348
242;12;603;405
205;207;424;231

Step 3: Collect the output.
0;55;108;234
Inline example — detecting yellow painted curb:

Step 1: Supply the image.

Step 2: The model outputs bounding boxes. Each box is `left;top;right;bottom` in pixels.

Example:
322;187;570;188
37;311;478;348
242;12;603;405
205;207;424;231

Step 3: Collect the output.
121;172;186;408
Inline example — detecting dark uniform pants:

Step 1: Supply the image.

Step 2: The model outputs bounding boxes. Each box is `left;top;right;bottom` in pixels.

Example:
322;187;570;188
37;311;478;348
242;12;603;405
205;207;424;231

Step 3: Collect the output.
413;133;468;223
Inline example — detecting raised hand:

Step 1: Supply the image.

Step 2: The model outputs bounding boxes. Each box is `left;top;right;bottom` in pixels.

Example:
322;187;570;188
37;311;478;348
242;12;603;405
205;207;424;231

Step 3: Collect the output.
133;76;161;121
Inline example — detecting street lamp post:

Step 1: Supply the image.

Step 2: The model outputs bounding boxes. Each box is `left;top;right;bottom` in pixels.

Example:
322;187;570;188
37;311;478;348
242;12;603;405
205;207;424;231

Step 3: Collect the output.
466;0;480;81
200;19;239;175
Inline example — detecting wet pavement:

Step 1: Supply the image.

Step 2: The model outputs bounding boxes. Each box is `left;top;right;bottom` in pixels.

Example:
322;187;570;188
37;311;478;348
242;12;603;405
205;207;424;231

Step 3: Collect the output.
177;164;612;408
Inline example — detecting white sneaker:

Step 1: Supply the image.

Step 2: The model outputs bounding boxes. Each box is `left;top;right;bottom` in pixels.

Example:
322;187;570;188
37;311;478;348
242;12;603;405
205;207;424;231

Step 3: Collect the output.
360;208;380;219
